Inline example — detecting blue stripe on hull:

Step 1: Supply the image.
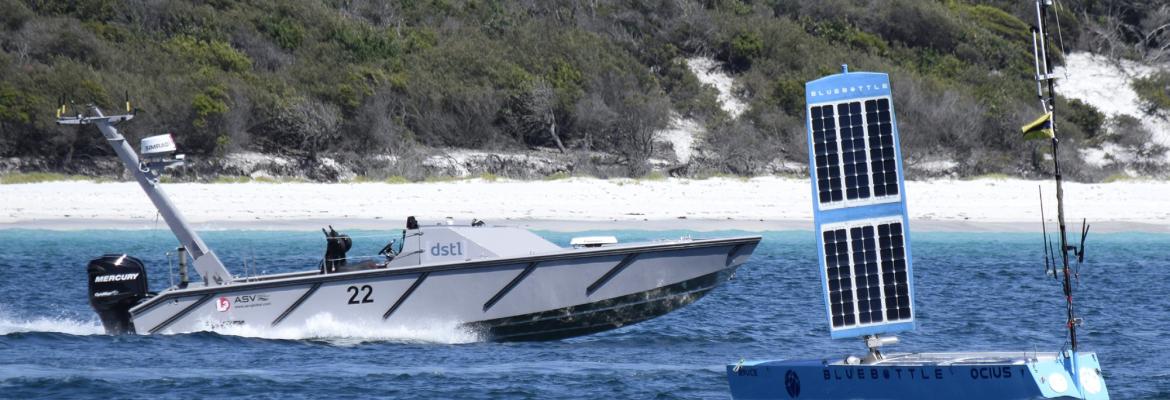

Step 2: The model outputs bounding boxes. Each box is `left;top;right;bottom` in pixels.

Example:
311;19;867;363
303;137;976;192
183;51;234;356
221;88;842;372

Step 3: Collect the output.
727;352;1107;399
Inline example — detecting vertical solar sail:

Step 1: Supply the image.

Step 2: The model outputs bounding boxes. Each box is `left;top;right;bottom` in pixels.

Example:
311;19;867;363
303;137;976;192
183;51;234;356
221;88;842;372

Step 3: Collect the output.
806;67;915;339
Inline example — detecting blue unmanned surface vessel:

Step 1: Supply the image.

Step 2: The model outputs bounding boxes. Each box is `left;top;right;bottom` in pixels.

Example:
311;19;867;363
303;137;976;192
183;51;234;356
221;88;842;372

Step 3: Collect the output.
726;2;1108;398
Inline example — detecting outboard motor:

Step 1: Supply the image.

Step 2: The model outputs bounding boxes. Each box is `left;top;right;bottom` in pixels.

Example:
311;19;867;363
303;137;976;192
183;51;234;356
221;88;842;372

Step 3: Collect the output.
87;254;150;334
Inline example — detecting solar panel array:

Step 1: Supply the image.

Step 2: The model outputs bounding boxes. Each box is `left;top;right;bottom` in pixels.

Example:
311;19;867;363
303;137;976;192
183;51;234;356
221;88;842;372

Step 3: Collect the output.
822;219;911;330
805;69;915;339
812;98;902;210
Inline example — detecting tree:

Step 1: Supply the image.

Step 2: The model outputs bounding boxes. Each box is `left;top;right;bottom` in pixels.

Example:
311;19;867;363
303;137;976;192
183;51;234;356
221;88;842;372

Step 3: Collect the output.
507;78;566;152
251;98;341;158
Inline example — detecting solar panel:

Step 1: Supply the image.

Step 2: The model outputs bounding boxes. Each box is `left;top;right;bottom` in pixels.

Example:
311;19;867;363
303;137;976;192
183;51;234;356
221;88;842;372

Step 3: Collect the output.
809;97;901;210
821;218;912;332
805;68;915;339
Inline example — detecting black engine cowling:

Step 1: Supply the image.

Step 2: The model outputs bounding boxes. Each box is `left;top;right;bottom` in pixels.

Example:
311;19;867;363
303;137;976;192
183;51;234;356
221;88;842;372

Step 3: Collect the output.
87;254;150;334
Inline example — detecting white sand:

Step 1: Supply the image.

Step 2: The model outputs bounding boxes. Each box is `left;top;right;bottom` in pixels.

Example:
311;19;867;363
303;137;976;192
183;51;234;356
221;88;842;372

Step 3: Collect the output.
657;115;700;163
1055;53;1169;146
1055;53;1170;168
686;57;747;118
1;178;1166;232
654;56;749;164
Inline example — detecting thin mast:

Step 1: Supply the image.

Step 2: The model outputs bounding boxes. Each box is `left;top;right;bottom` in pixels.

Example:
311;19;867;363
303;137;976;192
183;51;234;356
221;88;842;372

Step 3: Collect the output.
59;107;233;286
1032;0;1077;352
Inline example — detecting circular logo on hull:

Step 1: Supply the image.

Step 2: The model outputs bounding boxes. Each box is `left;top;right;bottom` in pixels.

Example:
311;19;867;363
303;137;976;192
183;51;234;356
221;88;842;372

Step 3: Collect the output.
785;370;801;398
216;297;231;312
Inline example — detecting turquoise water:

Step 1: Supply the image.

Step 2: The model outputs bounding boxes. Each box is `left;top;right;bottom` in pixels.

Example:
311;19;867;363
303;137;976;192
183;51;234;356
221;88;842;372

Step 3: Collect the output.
0;229;1165;398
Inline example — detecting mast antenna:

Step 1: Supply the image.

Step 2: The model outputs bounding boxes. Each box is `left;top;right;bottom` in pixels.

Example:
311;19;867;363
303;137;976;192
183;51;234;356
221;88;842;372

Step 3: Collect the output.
56;105;233;286
1037;186;1053;277
1031;0;1085;353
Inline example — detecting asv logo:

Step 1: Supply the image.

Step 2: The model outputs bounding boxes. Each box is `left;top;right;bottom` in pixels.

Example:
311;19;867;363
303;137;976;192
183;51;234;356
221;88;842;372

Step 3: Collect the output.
429;242;464;257
216;297;231;312
234;294;269;303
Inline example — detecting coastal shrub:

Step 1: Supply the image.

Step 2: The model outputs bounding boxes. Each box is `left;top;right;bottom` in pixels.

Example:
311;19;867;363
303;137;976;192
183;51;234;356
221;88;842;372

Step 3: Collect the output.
658;59;722;120
258;16;305;51
702;119;778;176
727;31;763;70
803;18;889;56
771;77;805;116
1107;114;1164;159
1133;72;1170;114
1062;98;1106;139
330;23;399;62
0;0;34;30
165;36;253;73
0;0;1166;181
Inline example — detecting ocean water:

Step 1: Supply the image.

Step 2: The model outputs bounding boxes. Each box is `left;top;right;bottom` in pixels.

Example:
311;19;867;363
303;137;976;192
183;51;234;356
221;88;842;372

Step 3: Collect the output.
0;228;1166;399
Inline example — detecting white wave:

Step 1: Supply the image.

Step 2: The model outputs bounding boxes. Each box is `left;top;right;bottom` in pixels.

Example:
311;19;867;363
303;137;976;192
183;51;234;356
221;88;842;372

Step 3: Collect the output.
176;313;481;345
0;311;104;336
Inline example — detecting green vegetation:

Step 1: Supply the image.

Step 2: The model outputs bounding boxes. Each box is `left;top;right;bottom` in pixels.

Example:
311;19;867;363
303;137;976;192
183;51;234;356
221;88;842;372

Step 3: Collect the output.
211;176;253;184
641;171;668;181
423;175;459;183
383;175;410;184
1062;97;1106;140
210;175;308;183
0;172;89;184
0;0;1163;181
1133;72;1170;114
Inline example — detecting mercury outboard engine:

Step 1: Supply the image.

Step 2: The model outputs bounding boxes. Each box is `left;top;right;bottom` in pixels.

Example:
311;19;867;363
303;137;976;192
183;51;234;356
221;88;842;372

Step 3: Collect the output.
87;254;151;334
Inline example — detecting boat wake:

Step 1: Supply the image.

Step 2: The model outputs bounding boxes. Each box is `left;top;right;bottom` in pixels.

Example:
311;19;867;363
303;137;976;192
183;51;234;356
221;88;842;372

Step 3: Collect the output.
179;313;483;345
0;308;479;345
0;311;105;336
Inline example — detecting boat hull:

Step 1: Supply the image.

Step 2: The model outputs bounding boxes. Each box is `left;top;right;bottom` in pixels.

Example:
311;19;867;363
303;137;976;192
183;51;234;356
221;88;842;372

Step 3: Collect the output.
128;237;758;340
726;351;1108;399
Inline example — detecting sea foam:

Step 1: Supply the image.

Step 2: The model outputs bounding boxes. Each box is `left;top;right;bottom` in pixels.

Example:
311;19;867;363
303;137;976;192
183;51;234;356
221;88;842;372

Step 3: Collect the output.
175;312;482;345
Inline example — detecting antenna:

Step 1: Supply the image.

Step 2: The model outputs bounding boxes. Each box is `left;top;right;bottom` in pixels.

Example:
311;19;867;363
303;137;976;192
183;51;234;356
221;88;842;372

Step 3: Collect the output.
1076;218;1089;264
55;104;233;286
1038;185;1052;277
1032;0;1084;355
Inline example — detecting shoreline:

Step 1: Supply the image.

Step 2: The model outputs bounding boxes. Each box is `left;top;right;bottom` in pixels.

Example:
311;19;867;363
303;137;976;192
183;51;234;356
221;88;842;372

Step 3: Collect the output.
1;178;1167;233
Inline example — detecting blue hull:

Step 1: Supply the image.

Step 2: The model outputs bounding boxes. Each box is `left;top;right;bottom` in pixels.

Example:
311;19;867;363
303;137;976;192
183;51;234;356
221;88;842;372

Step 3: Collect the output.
727;351;1107;399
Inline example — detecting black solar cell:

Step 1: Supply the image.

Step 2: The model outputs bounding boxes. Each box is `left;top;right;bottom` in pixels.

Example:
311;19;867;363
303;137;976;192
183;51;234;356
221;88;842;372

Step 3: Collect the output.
812;105;844;204
836;102;871;201
866;98;900;197
823;228;855;328
879;222;911;321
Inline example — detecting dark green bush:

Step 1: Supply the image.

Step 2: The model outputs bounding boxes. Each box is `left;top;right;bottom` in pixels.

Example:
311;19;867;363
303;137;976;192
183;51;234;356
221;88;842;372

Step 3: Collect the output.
1133;72;1170;114
1062;97;1106;139
727;31;763;70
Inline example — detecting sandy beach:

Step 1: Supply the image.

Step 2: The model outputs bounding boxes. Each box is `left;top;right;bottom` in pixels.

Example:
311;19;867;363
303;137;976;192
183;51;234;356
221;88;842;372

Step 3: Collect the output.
0;177;1165;232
